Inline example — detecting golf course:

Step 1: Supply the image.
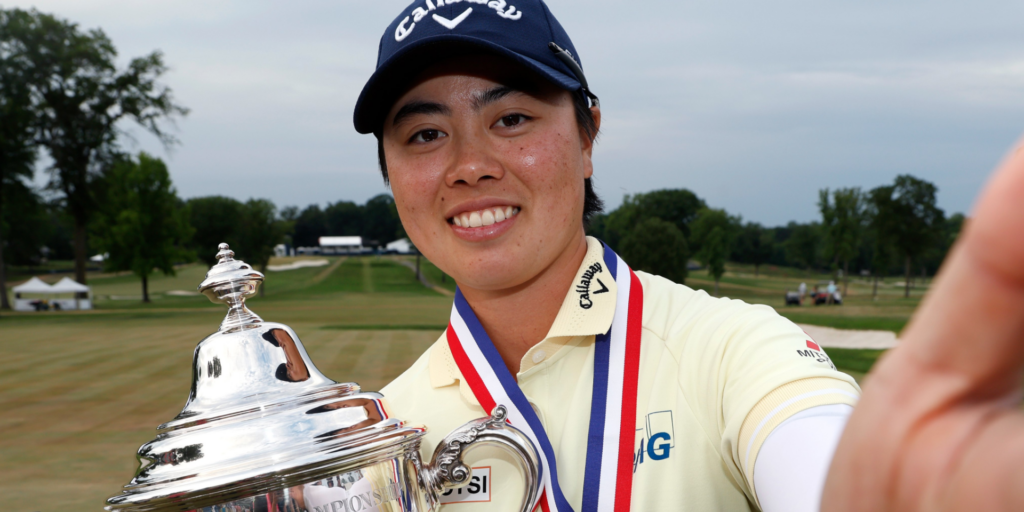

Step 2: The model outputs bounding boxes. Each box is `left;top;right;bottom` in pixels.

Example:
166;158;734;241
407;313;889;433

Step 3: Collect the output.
0;256;926;511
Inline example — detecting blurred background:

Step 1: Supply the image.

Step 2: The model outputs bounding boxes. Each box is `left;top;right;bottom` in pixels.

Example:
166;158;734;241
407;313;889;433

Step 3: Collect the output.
1;1;1021;510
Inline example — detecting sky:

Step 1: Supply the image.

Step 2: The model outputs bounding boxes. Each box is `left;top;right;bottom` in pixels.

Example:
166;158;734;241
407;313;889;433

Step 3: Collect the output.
8;0;1024;226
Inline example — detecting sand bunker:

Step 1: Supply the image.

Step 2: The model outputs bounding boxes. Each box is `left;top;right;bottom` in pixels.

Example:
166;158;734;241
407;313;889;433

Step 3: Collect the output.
798;324;899;349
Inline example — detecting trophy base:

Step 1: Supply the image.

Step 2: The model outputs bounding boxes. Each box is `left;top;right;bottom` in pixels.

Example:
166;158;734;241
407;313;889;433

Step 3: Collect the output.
186;455;426;512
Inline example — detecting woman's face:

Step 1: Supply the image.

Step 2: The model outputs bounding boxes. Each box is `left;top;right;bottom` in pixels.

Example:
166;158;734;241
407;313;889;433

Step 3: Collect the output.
381;55;596;292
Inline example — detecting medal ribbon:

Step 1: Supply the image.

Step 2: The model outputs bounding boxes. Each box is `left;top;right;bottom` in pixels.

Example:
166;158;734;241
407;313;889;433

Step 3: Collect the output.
446;243;644;512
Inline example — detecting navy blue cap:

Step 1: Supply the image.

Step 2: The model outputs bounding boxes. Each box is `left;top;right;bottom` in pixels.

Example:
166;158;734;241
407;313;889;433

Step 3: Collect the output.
353;0;590;134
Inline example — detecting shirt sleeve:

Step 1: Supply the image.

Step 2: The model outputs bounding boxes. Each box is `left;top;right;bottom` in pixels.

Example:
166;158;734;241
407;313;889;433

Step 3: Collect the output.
754;404;853;512
644;273;861;505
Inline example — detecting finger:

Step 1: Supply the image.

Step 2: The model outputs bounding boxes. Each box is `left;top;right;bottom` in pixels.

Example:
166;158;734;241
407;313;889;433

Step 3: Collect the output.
898;138;1024;390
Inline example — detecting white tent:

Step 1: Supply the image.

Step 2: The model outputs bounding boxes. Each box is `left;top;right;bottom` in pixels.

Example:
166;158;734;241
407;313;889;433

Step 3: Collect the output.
13;277;53;311
386;238;415;254
51;277;90;293
12;276;92;311
12;276;54;294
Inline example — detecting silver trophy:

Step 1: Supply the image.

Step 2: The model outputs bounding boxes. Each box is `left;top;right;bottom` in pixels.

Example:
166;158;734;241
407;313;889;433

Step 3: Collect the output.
106;244;541;512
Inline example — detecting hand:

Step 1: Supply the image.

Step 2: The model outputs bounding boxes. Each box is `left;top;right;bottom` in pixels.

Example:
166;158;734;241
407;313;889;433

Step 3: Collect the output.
823;141;1024;511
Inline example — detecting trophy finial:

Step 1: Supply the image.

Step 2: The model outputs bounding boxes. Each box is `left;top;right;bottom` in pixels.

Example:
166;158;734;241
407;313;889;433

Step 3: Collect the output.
199;243;264;331
216;243;235;263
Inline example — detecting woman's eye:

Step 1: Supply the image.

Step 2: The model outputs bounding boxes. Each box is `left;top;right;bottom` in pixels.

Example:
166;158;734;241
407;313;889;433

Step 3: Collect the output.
410;129;446;144
495;114;528;128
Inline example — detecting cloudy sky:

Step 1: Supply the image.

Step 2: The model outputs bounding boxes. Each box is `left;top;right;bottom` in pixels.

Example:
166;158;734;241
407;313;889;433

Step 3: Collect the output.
9;0;1024;226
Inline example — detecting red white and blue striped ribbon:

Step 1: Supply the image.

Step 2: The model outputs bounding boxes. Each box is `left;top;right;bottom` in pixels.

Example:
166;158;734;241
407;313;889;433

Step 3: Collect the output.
446;243;644;512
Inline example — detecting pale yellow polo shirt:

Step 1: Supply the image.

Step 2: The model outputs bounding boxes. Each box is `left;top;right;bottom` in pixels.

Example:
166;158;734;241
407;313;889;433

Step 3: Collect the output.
382;237;860;510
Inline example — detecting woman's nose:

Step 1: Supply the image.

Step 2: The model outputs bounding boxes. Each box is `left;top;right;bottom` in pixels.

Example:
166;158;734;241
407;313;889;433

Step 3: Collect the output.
445;134;505;187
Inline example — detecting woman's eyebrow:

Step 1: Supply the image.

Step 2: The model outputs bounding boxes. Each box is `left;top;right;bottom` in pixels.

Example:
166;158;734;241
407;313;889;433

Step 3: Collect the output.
473;85;526;110
392;100;451;127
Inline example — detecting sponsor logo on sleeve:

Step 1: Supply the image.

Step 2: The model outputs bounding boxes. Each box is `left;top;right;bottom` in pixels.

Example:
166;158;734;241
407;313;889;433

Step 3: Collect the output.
576;261;609;309
797;338;837;370
439;466;491;504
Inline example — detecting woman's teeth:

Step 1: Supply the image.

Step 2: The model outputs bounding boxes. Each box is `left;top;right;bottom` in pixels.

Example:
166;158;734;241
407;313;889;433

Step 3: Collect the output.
452;206;519;228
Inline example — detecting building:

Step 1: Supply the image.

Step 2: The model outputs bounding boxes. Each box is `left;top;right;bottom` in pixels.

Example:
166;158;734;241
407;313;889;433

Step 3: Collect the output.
318;236;363;255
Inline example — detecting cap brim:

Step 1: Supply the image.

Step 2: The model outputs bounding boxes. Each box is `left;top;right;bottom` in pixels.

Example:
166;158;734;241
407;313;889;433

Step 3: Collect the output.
352;34;581;134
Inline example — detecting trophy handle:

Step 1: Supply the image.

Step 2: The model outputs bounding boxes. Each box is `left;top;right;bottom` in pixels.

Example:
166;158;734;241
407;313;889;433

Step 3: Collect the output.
420;405;542;512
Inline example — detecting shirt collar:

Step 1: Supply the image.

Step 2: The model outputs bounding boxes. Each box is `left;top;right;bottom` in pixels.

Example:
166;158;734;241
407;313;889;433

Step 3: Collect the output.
428;237;617;401
542;236;617;339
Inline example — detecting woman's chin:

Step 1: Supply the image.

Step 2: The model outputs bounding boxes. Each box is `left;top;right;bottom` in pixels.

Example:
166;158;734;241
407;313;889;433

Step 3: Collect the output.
447;261;536;293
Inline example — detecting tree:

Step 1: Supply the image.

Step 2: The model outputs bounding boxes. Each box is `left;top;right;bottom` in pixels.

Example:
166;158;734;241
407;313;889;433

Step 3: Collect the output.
698;227;728;296
2;179;48;266
690;207;739;254
3;8;187;286
0;181;48;314
783;222;823;270
923;212;965;274
39;200;74;261
733;222;775;277
187;196;243;266
862;197;895;300
868;175;945;298
945;213;965;247
691;208;739;296
0;13;38;311
325;200;364;238
291;204;327;248
597;188;706;250
819;187;865;296
91;153;192;303
288;194;404;250
234;198;290;297
361;194;402;246
619;217;690;284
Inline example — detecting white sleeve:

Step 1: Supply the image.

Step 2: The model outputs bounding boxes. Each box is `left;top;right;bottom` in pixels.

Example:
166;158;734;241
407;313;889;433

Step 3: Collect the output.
753;403;853;512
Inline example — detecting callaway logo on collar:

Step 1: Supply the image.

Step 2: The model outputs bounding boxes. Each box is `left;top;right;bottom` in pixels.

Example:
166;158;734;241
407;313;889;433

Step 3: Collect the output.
576;261;610;310
395;0;523;41
352;0;595;134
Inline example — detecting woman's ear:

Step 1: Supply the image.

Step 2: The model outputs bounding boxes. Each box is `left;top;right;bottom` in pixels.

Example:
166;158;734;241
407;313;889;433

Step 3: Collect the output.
581;105;601;179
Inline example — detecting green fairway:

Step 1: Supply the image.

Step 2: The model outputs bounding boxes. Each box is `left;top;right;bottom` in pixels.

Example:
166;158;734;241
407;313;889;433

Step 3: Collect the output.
0;256;904;511
826;348;889;374
686;262;924;334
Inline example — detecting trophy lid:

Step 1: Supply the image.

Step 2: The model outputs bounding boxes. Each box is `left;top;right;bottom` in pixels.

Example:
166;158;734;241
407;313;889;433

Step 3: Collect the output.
106;245;426;512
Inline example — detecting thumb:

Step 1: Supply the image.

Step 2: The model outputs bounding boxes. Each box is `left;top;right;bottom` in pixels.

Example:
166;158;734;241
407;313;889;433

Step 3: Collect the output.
898;137;1024;389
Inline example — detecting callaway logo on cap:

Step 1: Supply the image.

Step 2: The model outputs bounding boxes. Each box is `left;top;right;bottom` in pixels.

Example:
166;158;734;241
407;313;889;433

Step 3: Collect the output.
352;0;598;134
395;0;524;41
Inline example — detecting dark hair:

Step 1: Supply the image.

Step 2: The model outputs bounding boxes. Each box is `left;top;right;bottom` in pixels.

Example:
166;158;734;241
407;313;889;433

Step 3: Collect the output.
261;330;280;347
275;363;294;382
375;90;604;225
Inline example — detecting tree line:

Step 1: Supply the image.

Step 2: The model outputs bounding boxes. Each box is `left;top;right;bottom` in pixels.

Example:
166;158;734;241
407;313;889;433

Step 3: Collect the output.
0;7;963;308
0;8;408;306
588;176;962;298
1;147;403;303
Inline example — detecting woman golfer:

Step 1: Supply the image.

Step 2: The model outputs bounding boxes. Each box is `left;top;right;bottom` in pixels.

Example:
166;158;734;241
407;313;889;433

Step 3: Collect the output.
353;1;1024;511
